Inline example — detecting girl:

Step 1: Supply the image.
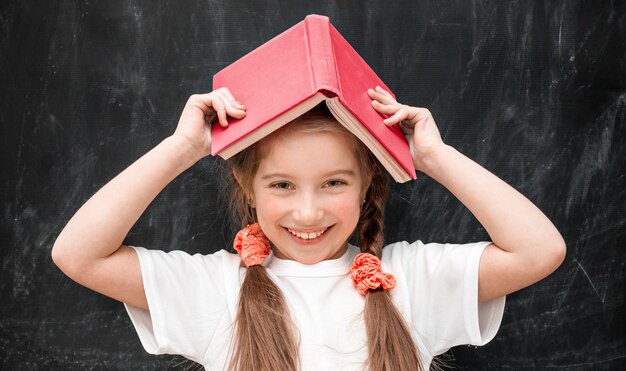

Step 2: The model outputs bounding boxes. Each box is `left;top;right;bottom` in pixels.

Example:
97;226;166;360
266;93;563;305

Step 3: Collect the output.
52;86;565;370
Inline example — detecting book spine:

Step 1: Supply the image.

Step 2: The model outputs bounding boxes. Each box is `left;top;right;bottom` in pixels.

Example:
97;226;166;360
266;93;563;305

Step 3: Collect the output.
304;15;340;97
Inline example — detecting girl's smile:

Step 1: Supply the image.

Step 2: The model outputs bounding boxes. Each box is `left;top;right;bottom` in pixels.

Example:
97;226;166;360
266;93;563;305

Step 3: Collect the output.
251;126;365;265
287;226;329;240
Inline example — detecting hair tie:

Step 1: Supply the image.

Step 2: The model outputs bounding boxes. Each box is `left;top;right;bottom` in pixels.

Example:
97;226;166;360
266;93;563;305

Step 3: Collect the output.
234;223;271;267
350;253;396;295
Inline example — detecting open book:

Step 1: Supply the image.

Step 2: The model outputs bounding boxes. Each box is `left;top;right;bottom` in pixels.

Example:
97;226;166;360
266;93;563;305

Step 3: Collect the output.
211;14;416;183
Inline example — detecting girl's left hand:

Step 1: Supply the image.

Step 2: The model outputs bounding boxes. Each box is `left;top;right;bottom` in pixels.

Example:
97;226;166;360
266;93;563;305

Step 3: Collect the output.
368;86;444;173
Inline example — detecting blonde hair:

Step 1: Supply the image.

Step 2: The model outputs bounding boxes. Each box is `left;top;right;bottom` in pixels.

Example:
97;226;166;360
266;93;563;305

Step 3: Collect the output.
226;104;424;371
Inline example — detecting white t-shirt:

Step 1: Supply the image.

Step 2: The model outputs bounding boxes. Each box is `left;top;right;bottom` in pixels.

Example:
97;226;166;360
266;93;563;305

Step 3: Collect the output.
125;241;505;370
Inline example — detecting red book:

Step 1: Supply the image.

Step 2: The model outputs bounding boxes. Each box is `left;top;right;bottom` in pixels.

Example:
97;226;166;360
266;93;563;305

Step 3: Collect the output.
211;14;416;182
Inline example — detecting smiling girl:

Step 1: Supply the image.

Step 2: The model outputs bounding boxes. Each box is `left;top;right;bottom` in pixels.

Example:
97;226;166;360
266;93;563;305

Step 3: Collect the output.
52;86;565;370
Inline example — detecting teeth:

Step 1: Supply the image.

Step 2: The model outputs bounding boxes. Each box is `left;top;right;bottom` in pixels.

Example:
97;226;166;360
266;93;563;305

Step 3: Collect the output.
288;228;328;240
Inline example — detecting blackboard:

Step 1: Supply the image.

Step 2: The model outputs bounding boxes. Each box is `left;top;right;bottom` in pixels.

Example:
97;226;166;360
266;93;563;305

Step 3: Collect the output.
1;1;624;369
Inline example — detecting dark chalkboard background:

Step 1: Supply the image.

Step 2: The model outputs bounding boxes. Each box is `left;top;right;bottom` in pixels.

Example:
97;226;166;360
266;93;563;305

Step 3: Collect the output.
1;1;624;370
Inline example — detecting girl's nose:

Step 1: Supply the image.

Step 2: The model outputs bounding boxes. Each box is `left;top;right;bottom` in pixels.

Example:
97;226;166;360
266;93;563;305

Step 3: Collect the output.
292;192;324;224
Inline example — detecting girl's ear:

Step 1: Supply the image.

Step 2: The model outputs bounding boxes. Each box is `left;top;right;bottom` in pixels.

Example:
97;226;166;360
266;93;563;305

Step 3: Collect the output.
361;174;373;201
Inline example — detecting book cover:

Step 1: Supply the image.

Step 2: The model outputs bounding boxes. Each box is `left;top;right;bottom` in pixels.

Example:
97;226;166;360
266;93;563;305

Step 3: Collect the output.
211;14;416;182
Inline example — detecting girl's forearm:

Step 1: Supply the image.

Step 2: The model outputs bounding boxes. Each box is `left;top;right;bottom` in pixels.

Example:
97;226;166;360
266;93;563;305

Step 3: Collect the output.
421;144;564;259
53;134;202;263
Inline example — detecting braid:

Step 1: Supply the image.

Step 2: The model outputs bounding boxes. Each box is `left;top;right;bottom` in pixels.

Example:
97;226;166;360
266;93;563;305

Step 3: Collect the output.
229;266;300;370
358;155;425;371
357;161;387;256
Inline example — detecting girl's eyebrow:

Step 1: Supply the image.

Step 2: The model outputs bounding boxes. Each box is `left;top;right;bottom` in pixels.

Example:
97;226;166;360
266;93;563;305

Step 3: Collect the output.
323;169;357;178
260;169;356;180
260;173;293;180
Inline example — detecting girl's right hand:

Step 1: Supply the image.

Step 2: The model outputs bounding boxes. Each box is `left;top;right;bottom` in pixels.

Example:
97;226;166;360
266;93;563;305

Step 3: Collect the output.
173;87;246;159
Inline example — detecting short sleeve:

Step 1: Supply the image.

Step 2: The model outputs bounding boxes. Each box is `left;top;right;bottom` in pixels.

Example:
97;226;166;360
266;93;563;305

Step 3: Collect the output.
124;246;242;365
383;241;505;357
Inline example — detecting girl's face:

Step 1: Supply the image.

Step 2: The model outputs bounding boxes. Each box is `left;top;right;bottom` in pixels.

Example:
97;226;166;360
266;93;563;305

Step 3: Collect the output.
251;128;365;265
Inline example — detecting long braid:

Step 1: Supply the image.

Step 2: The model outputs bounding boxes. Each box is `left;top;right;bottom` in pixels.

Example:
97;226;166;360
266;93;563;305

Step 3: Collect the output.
358;160;425;371
357;160;387;257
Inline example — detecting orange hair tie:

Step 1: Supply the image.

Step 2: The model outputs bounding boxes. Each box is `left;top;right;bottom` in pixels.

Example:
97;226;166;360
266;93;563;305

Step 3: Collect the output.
234;223;271;267
350;253;396;295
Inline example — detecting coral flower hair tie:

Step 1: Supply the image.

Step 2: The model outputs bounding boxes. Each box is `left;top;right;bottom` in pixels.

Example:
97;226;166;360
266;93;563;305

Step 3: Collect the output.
234;223;271;267
351;253;396;295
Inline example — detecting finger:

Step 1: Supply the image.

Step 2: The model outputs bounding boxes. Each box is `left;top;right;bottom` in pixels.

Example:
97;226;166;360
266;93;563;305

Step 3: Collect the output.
395;107;431;131
211;91;246;123
216;108;228;127
225;104;247;119
217;95;246;120
216;88;246;111
232;100;246;110
218;87;237;102
368;88;397;105
215;91;247;118
383;107;411;126
370;99;401;115
374;85;395;99
211;95;229;127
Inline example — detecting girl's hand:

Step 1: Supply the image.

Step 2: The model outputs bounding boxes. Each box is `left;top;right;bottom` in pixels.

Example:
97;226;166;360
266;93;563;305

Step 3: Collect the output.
173;87;246;159
368;86;444;173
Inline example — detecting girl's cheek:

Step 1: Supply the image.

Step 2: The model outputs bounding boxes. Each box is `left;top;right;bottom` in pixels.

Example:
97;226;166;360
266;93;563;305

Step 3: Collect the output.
256;196;290;218
333;196;362;218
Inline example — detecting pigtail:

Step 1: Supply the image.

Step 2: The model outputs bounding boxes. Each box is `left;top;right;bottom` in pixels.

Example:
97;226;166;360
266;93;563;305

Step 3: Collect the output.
229;265;299;370
358;162;425;371
357;160;387;256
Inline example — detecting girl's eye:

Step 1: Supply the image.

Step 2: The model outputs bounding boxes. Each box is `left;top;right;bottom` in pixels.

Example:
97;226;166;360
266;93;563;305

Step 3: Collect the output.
325;179;347;188
271;182;293;190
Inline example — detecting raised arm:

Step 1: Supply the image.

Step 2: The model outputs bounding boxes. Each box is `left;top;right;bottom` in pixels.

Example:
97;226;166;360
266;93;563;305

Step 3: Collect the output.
51;88;246;309
368;87;565;302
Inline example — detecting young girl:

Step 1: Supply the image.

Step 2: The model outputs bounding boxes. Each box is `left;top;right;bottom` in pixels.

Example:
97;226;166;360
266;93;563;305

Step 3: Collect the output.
52;86;565;370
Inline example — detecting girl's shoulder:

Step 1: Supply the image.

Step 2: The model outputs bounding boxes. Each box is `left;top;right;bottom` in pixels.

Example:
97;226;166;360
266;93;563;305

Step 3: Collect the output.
130;246;242;272
383;239;491;254
381;240;492;271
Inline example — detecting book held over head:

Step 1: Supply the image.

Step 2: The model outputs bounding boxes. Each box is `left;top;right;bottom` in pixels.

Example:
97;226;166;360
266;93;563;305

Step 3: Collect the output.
211;14;416;183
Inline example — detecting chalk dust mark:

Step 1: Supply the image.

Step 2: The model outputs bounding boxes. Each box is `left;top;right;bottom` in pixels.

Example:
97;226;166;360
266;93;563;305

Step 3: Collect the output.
567;220;626;246
391;191;417;207
574;259;605;303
